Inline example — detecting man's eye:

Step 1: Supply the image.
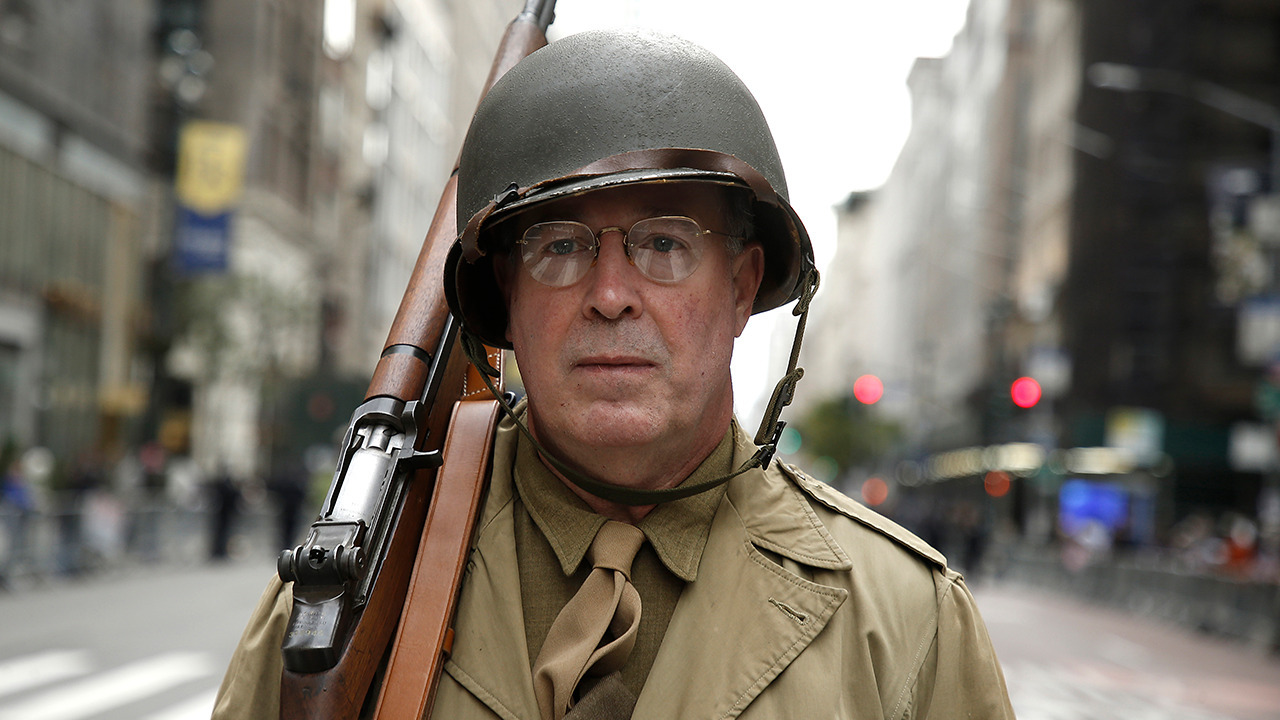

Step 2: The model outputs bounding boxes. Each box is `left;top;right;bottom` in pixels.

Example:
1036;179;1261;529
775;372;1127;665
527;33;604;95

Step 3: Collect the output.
545;238;587;256
639;234;687;253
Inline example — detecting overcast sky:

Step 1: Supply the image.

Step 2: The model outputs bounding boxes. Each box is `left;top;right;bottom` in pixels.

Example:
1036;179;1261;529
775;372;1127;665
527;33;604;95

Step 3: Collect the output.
544;0;972;422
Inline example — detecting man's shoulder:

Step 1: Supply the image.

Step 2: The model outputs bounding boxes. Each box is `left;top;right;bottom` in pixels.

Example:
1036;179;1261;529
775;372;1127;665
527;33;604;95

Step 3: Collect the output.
732;458;956;656
769;460;948;573
727;422;948;578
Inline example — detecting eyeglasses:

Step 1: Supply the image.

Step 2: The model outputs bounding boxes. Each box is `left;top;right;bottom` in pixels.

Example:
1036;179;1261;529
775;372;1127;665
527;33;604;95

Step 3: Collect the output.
516;216;739;287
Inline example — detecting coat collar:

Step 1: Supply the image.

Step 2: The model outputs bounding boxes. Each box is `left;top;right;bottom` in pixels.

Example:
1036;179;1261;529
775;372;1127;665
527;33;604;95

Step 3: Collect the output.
632;426;850;718
443;417;850;719
719;425;853;573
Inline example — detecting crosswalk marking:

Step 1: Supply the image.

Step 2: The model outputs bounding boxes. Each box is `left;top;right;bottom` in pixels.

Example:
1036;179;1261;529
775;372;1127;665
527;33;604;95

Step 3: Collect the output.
0;652;214;720
0;650;92;699
141;687;219;720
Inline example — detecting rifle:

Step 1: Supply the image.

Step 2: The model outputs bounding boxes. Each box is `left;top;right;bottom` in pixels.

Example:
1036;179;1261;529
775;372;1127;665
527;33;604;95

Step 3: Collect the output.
275;2;557;716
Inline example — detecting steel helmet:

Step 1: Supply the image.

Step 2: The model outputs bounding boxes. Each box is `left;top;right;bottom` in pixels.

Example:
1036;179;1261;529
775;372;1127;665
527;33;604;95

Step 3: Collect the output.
445;29;814;348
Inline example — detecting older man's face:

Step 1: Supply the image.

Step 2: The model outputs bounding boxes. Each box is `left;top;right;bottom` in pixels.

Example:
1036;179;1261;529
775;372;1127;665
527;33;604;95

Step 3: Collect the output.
503;183;763;478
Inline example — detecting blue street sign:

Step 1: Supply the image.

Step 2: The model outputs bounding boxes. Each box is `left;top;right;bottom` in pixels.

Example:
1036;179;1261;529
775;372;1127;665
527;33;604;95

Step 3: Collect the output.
172;204;231;274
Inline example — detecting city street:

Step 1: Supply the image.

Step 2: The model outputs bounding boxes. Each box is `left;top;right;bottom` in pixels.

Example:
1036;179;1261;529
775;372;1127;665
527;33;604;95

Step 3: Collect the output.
0;556;276;720
979;583;1280;720
1;559;1278;719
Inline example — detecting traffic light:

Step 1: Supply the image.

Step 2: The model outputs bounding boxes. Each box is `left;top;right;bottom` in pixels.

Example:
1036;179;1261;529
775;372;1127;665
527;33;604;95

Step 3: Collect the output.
853;374;884;405
1010;376;1042;409
984;470;1011;498
860;476;889;506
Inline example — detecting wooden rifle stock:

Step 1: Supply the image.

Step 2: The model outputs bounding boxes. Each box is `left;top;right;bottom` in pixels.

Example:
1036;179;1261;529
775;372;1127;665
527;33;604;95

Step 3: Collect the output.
279;3;555;717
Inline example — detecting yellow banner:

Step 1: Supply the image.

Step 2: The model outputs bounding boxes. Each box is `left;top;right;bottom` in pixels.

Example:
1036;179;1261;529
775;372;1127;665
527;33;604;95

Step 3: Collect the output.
175;121;247;215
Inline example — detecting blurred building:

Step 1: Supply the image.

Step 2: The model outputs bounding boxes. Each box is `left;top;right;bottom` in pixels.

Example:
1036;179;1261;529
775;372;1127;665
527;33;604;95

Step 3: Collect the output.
797;191;881;414
803;0;1280;539
356;0;520;375
799;0;1021;457
0;1;155;472
0;0;519;484
1063;0;1278;523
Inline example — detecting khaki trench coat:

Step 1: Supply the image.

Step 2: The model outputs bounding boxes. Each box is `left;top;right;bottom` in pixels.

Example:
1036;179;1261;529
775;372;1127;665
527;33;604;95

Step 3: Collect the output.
214;417;1014;719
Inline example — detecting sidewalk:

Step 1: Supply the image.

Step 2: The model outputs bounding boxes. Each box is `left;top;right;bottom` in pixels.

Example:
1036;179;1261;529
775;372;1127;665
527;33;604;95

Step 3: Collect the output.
0;500;280;593
996;544;1280;653
976;581;1280;720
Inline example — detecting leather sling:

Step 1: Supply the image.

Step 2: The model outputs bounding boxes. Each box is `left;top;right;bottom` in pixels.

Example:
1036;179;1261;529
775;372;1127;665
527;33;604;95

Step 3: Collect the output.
373;357;504;718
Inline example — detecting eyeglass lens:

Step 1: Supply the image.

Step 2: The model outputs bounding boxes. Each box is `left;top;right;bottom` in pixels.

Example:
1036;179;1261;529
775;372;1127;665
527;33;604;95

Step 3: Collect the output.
519;216;710;287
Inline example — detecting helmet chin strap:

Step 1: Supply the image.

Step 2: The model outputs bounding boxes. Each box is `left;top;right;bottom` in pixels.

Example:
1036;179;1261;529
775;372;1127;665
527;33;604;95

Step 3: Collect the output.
460;268;820;507
754;267;820;449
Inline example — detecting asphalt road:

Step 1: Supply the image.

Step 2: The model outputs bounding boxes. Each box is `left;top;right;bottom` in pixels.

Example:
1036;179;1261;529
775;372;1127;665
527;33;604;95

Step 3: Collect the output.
0;557;274;720
2;558;1278;719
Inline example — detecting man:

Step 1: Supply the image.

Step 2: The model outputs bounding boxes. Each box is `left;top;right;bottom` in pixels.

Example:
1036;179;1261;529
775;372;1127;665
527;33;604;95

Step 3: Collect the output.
215;29;1015;719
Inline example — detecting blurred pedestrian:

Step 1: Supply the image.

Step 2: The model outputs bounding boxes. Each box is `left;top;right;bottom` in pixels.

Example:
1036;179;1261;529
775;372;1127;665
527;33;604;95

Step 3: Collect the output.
128;442;168;562
266;455;309;551
1223;515;1258;577
57;451;104;575
209;467;241;561
0;453;35;585
955;501;990;583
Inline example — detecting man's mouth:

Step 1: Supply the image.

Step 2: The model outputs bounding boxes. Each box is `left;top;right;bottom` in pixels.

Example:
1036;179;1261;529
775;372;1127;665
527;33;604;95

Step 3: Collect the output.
572;355;656;371
576;353;655;366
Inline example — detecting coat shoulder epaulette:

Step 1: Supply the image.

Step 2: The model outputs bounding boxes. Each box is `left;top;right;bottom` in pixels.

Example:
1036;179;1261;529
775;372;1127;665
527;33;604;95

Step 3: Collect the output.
776;461;947;571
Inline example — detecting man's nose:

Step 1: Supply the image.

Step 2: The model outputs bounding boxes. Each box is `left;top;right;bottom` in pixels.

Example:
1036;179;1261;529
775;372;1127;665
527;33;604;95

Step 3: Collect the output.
582;229;642;320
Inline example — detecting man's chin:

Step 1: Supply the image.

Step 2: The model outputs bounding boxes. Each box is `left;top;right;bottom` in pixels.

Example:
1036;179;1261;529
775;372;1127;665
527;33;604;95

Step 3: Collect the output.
555;402;667;449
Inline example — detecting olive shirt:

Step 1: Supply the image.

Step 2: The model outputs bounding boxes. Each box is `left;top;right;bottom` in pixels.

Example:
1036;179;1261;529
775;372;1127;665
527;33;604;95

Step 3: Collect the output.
213;412;1015;719
512;424;730;699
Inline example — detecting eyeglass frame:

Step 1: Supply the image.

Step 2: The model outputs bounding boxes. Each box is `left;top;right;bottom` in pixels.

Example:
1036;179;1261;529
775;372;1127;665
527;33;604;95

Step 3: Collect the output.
511;215;745;287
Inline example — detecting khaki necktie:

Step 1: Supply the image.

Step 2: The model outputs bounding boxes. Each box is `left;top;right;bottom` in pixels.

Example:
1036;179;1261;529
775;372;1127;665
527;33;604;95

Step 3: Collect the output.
533;520;647;720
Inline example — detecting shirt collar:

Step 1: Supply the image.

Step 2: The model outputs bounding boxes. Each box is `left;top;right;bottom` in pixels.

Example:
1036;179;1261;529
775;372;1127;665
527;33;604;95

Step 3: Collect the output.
512;424;735;582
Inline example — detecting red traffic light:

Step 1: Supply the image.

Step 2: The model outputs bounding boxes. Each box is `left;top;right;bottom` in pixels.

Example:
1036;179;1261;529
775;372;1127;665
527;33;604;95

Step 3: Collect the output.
984;470;1011;498
853;374;884;404
861;476;889;506
1011;376;1042;408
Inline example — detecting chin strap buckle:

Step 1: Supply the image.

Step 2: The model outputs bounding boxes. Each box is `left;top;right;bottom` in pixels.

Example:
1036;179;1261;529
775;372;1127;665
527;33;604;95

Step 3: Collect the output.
753;419;787;470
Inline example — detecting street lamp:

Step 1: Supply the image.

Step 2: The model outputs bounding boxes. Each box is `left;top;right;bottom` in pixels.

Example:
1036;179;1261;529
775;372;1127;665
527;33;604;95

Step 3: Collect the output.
1087;62;1280;187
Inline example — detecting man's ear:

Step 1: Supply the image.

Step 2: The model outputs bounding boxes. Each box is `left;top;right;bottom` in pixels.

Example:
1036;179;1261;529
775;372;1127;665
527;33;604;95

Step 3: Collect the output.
731;243;765;337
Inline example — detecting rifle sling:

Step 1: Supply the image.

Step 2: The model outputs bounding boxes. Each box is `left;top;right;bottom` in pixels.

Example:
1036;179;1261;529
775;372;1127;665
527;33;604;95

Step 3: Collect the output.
373;396;503;718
